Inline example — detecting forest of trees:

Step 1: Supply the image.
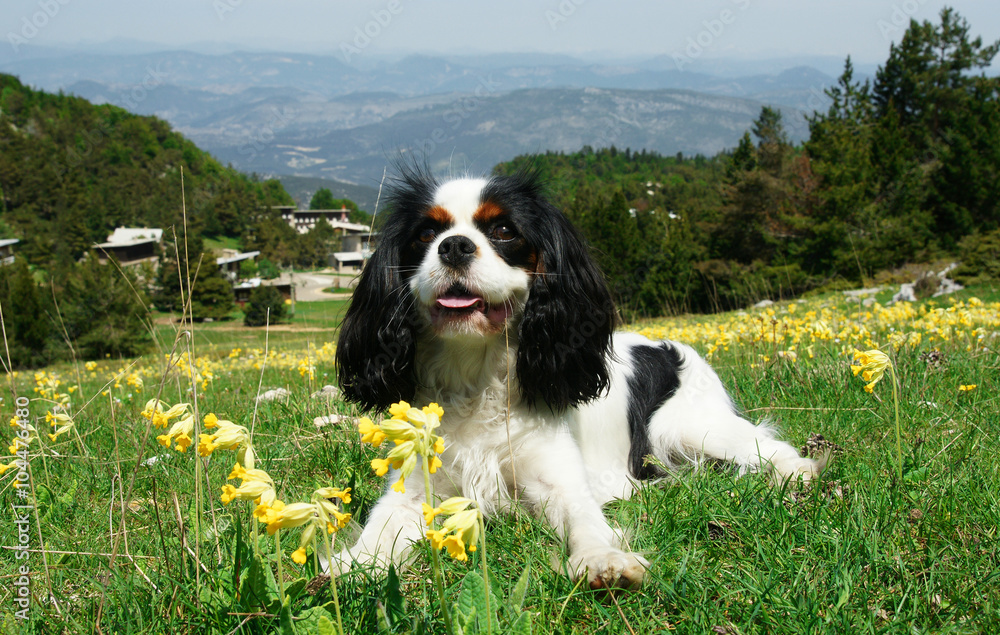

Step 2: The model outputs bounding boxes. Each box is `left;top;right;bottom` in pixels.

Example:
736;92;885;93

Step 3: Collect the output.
497;8;1000;316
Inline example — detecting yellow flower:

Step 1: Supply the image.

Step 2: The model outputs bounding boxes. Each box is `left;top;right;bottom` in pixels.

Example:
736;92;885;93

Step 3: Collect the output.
227;463;273;485
141;399;191;429
220;479;275;506
265;502;317;535
314;486;352;505
198;421;250;457
422;496;476;526
358;417;386;447
314;488;352;532
425;500;481;561
371;457;390;476
291;547;308;565
204;413;219;429
362;401;447;494
958;384;977;392
0;459;20;475
422;403;445;418
389;401;411;419
851;349;891;393
157;414;196;453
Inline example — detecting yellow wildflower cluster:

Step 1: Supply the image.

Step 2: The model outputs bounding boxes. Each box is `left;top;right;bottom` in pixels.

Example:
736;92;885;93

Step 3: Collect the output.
633;295;1000;362
226;342;337;375
359;401;446;494
45;411;75;442
222;462;352;565
423;497;482;562
33;371;76;406
143;399;196;452
851;349;892;393
198;412;254;466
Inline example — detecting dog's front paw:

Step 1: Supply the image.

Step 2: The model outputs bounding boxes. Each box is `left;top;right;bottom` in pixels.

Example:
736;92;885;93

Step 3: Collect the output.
567;547;649;590
773;454;829;485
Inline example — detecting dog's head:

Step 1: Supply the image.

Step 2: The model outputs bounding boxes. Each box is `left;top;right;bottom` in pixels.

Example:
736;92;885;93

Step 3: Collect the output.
336;166;617;412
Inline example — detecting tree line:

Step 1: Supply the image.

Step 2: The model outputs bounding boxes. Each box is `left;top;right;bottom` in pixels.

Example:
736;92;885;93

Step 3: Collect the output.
496;8;999;317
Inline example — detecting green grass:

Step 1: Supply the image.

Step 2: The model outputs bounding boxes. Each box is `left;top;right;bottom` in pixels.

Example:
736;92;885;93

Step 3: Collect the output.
1;287;998;634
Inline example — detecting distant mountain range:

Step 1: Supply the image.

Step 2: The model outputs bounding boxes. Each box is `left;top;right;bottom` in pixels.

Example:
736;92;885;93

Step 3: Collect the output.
2;49;837;186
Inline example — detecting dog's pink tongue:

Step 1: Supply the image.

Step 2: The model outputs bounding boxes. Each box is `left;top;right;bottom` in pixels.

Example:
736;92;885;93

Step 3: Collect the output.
438;296;480;309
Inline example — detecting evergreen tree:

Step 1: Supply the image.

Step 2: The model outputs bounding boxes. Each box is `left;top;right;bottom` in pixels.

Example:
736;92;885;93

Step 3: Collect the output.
0;261;52;368
243;285;288;327
154;230;235;320
55;257;152;359
309;188;337;210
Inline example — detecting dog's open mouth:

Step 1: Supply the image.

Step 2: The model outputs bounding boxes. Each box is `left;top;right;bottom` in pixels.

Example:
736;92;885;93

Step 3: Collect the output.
435;284;487;313
430;283;513;330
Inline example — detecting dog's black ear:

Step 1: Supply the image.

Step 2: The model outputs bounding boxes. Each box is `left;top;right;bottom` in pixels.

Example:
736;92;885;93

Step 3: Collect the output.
335;238;419;411
514;187;617;412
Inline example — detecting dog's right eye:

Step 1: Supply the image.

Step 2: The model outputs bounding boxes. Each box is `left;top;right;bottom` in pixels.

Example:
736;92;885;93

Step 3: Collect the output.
418;228;437;243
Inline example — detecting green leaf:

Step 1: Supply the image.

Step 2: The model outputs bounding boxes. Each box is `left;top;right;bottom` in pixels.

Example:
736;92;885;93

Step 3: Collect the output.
510;565;531;613
278;593;295;635
382;563;407;628
510;612;533;635
455;570;499;634
294;607;338;635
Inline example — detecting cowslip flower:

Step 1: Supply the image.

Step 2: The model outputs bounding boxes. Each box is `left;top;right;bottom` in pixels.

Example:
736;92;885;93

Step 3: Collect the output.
157;414;196;453
958;384;977;392
141;399;191;429
314;486;353;533
264;502;317;535
47;413;75;442
221;463;276;506
851;349;892;393
198;419;250;456
423;497;481;562
358;417;386;447
362;402;446;493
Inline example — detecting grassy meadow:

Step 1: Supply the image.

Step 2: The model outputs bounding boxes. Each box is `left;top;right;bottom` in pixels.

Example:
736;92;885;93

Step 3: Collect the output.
1;284;999;634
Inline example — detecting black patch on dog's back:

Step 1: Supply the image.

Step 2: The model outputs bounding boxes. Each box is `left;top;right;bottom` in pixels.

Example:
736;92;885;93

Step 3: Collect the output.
626;343;683;479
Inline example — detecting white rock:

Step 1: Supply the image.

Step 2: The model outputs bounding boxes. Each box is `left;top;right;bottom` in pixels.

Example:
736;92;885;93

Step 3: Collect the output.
256;388;291;402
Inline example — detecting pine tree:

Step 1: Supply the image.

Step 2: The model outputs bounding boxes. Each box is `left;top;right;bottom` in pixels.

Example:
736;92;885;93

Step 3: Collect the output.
309;188;337;210
154;230;235;320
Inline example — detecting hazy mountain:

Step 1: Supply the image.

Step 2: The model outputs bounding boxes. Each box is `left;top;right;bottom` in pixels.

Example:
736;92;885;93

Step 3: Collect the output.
181;87;812;184
4;48;838;110
3;48;827;184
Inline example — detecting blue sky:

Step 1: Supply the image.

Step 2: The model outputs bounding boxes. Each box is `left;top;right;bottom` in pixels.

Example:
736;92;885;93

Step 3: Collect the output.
4;0;999;66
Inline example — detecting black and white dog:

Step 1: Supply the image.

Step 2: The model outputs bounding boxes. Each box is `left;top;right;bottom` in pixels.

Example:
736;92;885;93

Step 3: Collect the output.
334;168;820;588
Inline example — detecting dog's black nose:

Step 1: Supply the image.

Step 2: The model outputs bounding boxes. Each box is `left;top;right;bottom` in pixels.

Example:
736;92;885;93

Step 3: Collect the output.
438;235;477;268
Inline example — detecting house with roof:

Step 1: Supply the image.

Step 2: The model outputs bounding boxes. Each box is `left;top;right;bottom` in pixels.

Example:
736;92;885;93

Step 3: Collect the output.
271;205;376;274
93;227;163;266
274;205;353;234
216;250;261;282
0;238;18;266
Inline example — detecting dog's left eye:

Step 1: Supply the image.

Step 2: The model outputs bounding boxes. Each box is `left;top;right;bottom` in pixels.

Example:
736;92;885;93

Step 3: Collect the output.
418;228;437;243
491;225;517;242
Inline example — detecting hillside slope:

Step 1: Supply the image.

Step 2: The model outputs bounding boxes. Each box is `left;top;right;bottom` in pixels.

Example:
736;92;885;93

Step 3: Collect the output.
0;73;292;265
